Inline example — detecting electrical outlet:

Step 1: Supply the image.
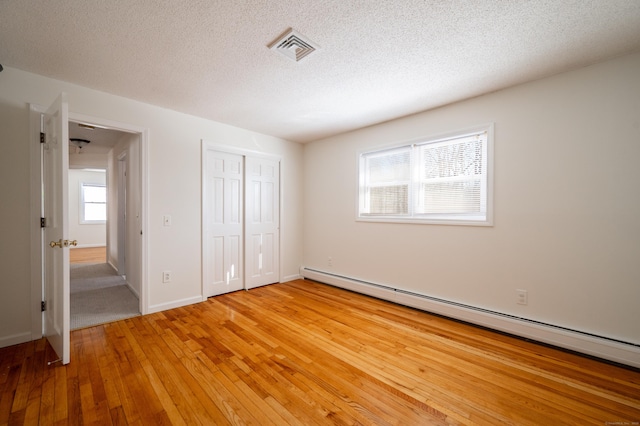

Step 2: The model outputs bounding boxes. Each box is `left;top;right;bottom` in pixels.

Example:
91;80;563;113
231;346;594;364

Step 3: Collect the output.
162;271;172;283
516;289;528;305
328;257;333;267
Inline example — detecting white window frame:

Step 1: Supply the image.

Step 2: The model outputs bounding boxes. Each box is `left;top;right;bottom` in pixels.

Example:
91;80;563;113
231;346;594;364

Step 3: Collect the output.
79;182;107;224
357;123;494;226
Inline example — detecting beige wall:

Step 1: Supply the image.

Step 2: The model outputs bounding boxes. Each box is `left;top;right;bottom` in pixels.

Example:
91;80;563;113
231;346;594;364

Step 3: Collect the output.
0;79;32;345
0;67;304;347
2;52;637;350
303;52;640;345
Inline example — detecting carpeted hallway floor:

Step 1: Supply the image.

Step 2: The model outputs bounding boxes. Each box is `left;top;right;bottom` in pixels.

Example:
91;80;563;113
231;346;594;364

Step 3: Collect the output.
70;263;140;330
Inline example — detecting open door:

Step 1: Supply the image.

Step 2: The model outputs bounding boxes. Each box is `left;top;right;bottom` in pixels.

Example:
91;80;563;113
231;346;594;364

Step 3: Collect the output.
43;93;70;365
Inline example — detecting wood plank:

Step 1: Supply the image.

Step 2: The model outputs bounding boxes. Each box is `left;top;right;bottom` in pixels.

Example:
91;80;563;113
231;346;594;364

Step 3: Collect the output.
1;279;639;425
69;247;106;264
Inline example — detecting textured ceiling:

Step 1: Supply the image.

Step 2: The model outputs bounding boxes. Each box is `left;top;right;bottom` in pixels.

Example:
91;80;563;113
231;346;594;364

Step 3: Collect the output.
1;1;640;143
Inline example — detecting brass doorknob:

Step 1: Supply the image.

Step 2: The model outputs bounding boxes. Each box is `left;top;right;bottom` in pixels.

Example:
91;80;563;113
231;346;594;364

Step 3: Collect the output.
64;240;78;247
49;239;63;248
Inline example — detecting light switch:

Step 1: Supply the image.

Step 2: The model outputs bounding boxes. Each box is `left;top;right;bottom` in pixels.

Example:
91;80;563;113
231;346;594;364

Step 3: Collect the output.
163;215;172;226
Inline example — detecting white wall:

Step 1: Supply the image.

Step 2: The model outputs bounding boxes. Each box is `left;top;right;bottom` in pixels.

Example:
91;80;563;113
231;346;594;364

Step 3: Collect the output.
0;79;32;346
68;169;107;248
108;133;142;297
0;67;303;347
303;52;640;346
69;153;108;169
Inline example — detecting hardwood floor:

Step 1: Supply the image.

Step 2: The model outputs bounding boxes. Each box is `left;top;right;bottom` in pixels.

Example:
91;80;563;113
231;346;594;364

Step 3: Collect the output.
1;280;639;425
69;247;106;264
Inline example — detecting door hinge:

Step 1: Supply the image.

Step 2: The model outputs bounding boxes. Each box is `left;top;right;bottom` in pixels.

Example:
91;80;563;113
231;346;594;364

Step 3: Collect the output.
41;301;46;312
41;217;46;228
40;132;46;144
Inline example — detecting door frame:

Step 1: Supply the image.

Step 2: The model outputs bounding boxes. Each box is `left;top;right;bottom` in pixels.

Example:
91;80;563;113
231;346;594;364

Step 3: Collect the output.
29;106;150;340
201;140;282;299
117;151;127;276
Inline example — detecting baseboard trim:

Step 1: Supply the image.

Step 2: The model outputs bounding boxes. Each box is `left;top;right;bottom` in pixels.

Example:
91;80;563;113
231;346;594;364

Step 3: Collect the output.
281;273;301;283
0;332;32;349
148;296;203;314
300;267;640;369
71;244;106;249
126;281;140;299
107;260;118;271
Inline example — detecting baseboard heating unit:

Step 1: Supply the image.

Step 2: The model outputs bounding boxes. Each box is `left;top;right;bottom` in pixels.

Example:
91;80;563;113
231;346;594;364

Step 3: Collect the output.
300;267;640;369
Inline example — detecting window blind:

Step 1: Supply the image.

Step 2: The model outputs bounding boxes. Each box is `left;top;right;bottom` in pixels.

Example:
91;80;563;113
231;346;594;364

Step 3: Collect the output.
362;147;410;215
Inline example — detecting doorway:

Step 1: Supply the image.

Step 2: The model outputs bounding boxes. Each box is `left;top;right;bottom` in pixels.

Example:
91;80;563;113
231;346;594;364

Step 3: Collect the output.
30;97;149;363
67;121;141;329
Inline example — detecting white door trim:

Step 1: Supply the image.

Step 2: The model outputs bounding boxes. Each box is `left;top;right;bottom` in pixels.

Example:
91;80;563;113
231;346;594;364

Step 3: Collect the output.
202;142;281;162
68;112;150;316
117;151;127;276
29;104;45;340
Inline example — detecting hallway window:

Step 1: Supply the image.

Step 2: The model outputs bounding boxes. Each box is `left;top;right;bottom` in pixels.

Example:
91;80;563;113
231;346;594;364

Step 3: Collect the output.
80;183;106;224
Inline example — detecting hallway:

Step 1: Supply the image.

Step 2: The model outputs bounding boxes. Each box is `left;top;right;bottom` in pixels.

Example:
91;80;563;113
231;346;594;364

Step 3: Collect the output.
70;247;139;329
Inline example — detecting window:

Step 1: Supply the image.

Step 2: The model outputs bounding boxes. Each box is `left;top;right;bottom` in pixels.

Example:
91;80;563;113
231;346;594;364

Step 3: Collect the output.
80;183;106;224
358;124;493;225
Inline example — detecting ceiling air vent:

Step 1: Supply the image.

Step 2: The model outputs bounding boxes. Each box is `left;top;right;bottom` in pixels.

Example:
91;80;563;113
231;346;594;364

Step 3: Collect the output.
269;29;319;62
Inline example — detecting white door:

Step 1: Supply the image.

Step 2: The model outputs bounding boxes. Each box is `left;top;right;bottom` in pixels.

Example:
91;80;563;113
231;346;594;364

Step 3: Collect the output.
204;151;244;296
245;157;280;290
43;93;70;365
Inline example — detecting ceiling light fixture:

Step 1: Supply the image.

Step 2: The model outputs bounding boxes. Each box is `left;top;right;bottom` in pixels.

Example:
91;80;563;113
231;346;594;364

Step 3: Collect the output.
69;138;91;149
269;29;319;62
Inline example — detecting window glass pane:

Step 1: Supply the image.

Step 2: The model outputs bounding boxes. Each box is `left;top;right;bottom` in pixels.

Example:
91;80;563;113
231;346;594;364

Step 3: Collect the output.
81;183;106;222
84;203;106;221
419;180;481;214
416;137;484;215
83;185;106;203
367;150;410;183
421;139;482;180
362;147;411;215
369;185;408;215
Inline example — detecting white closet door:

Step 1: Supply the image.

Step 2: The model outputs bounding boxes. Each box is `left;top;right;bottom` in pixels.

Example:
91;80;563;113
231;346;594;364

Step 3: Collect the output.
245;156;280;290
204;151;244;296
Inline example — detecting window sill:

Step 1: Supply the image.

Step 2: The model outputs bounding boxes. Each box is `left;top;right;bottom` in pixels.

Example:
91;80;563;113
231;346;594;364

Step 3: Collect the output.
356;215;492;227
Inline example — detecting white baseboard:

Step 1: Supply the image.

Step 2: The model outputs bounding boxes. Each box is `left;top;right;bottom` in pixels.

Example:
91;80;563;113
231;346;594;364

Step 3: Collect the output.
300;267;640;369
0;331;32;349
126;281;140;299
280;273;301;283
108;260;118;271
148;295;203;314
